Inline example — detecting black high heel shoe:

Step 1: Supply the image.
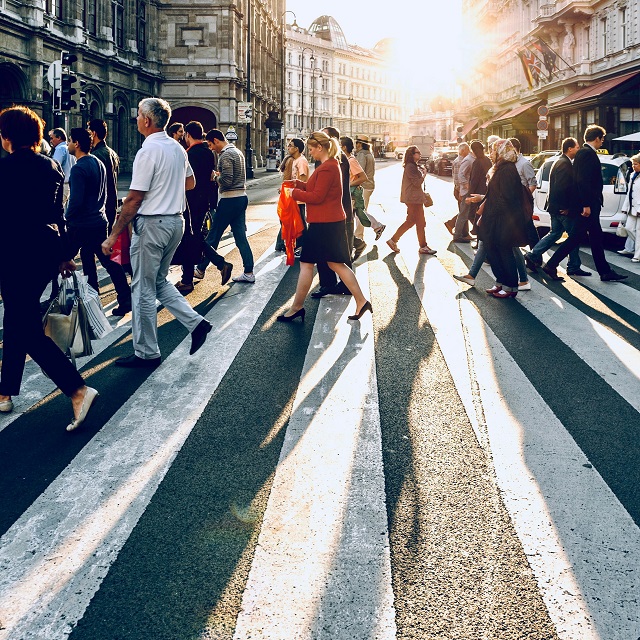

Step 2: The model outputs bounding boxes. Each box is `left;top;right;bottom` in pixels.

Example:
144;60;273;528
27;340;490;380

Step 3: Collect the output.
348;301;372;321
276;308;306;322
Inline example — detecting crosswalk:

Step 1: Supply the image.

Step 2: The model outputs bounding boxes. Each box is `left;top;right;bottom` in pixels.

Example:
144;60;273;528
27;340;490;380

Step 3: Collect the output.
0;212;639;639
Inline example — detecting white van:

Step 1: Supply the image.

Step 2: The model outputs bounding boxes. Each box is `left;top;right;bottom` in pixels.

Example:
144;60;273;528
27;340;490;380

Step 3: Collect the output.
533;152;632;235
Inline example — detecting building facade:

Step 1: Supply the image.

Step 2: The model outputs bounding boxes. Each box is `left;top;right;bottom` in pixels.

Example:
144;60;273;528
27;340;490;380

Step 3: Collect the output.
0;0;283;169
284;16;409;154
459;0;640;154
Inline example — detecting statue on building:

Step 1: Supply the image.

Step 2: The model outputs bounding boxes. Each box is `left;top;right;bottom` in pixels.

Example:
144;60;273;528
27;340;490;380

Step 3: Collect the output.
562;24;576;64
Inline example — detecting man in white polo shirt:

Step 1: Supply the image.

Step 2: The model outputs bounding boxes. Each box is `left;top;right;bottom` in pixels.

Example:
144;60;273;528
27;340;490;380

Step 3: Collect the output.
102;97;212;368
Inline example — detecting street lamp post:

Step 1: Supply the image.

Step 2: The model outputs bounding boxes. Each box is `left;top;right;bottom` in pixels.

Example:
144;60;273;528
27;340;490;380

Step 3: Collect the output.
349;95;353;139
244;0;254;178
281;11;298;152
311;67;322;132
300;47;314;136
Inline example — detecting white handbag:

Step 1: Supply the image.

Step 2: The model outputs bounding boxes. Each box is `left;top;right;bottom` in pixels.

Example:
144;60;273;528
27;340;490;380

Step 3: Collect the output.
43;273;94;366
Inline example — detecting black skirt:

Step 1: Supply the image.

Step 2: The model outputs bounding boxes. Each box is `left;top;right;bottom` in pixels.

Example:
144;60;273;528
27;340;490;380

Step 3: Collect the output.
300;220;351;264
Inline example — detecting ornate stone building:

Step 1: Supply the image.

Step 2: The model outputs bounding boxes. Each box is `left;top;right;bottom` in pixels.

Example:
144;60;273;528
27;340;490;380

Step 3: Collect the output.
459;0;640;153
0;0;283;169
284;16;409;154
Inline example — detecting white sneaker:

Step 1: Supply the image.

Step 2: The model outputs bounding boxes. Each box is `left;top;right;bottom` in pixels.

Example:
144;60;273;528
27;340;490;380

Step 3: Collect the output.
232;272;255;283
632;258;640;263
453;274;475;286
618;250;634;256
194;268;206;280
518;281;531;291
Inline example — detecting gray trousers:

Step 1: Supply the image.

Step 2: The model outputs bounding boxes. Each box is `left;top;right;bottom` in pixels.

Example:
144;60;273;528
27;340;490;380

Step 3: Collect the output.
130;214;203;360
354;188;381;240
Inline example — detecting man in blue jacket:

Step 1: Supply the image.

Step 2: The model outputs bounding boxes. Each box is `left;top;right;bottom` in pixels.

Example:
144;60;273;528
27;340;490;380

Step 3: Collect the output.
66;127;131;314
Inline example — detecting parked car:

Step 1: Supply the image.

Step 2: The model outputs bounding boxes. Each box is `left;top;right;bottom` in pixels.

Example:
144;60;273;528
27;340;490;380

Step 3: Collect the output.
529;150;560;170
533;152;632;235
432;150;458;175
394;146;408;160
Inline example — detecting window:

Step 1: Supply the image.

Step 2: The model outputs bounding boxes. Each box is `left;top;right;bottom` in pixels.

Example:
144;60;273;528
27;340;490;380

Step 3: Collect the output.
601;17;607;56
286;93;292;106
620;8;627;48
583;25;590;59
83;0;97;34
136;0;146;56
620;107;640;136
47;0;63;18
569;112;578;139
322;78;328;92
112;0;124;48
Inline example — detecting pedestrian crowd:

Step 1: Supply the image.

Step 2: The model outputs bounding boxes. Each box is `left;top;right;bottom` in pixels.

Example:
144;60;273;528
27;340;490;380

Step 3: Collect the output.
451;124;630;297
0;100;381;431
0;98;634;432
0;98;257;431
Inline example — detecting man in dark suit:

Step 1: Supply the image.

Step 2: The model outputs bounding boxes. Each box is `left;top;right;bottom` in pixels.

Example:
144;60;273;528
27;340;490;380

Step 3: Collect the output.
542;125;627;282
526;137;589;275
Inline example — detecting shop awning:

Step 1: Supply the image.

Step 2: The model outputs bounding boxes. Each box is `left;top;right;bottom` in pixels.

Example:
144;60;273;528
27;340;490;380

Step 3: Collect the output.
450;118;479;142
493;101;541;122
478;110;510;129
552;71;640;107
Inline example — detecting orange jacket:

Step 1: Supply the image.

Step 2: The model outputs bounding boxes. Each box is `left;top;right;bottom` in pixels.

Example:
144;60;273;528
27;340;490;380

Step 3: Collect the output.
278;182;304;265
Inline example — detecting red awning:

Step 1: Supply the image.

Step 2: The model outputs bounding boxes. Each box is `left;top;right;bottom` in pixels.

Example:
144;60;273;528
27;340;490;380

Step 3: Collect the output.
552;71;640;107
494;101;541;123
450;118;479;142
478;110;510;129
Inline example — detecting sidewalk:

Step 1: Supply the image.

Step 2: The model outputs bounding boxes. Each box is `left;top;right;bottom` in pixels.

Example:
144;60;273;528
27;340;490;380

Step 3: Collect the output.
117;166;279;199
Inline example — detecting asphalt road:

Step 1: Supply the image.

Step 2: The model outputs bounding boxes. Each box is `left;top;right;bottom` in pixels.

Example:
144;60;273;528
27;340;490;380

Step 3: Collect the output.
1;160;638;639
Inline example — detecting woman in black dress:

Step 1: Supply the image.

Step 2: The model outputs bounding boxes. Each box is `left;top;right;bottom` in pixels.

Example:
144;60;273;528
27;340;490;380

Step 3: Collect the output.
0;106;98;431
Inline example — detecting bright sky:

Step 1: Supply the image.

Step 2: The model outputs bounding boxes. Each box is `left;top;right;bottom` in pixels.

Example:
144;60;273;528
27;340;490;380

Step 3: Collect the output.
286;0;465;96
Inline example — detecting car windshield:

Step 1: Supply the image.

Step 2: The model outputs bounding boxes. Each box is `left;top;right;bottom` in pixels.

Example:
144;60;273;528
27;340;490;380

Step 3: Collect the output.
601;164;620;186
444;152;457;159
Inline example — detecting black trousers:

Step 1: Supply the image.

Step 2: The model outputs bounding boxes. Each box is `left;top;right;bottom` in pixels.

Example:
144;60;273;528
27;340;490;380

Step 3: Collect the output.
317;216;354;288
69;225;131;305
0;262;85;397
546;205;611;275
485;243;518;289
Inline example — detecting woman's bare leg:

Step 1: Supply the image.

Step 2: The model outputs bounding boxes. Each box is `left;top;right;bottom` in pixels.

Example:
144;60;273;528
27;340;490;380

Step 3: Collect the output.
284;262;315;316
328;262;367;311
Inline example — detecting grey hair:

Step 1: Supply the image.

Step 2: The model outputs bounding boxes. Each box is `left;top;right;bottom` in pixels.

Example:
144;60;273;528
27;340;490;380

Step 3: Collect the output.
631;153;640;165
458;142;470;151
138;97;172;129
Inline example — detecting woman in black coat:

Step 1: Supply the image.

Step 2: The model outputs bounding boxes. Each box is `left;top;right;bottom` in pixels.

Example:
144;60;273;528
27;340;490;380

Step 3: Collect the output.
387;146;437;255
0;106;98;431
476;139;528;298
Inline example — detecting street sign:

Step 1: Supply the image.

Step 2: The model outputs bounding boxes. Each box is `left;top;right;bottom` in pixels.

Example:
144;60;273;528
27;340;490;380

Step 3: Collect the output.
47;60;61;88
537;130;548;139
237;102;253;124
537;120;548;131
225;126;238;141
537;105;549;117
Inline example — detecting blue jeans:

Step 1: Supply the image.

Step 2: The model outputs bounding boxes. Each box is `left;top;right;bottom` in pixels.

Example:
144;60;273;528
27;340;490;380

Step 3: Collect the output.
470;241;528;282
529;213;581;271
197;195;254;273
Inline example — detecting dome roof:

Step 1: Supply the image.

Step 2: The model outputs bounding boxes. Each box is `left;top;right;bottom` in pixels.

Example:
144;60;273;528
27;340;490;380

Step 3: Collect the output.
308;15;348;50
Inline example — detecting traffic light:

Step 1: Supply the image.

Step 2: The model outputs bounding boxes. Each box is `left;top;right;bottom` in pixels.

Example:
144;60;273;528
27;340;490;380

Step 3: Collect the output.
60;51;78;111
78;80;87;111
61;52;77;66
60;71;77;110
